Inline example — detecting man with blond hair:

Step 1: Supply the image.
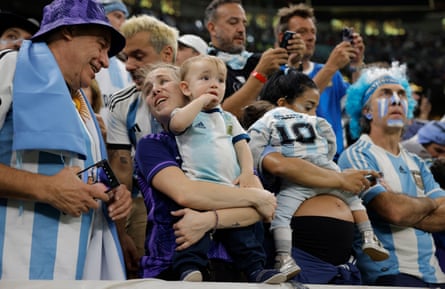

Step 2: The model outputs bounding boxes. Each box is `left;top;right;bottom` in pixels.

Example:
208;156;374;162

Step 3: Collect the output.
106;14;178;277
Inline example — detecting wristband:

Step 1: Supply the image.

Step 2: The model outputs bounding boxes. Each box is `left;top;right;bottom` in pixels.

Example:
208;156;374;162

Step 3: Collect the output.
251;71;267;84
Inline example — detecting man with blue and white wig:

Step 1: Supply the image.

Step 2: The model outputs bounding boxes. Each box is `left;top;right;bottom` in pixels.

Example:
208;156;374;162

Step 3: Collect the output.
338;62;445;287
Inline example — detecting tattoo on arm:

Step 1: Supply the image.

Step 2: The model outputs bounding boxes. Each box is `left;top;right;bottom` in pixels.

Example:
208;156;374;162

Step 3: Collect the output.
229;222;241;228
119;156;129;165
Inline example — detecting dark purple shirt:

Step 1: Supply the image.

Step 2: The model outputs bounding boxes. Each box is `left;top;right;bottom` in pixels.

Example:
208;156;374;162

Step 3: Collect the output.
135;131;231;278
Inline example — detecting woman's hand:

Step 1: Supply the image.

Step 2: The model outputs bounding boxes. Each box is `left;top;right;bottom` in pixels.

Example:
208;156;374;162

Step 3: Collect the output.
338;169;381;193
171;208;214;251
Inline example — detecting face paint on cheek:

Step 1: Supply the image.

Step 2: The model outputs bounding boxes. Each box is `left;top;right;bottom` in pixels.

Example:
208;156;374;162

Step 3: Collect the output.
377;97;405;127
401;99;408;115
377;98;388;119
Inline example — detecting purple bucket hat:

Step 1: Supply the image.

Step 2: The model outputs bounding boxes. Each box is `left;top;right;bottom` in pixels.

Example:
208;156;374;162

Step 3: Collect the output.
31;0;125;57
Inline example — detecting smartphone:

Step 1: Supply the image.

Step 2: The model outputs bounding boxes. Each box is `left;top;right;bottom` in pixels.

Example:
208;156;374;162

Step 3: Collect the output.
280;31;296;49
364;174;376;186
77;159;120;192
365;171;383;186
341;27;353;44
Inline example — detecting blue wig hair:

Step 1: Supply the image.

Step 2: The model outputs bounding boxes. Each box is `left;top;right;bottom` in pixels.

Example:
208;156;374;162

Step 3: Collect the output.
346;62;416;139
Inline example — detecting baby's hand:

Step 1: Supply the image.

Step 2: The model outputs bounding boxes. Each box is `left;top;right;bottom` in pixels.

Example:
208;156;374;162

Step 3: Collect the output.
200;93;220;110
234;173;263;189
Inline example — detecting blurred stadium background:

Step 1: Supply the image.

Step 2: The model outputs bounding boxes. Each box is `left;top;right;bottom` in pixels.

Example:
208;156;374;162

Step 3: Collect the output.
3;0;445;101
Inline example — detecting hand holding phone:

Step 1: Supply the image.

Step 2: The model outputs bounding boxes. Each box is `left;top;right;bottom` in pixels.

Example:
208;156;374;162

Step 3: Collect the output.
342;27;354;44
77;159;120;193
280;31;296;49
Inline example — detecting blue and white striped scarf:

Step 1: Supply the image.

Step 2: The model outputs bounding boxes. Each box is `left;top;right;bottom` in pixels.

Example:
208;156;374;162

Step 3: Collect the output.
12;40;103;160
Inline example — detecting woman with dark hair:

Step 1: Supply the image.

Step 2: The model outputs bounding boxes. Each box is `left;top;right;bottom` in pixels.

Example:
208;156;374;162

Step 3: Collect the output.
245;68;384;284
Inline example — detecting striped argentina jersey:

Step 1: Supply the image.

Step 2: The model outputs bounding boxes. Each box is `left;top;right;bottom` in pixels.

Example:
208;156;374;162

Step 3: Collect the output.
175;107;249;185
0;49;124;279
338;134;445;283
248;106;337;172
107;85;161;149
0;109;125;280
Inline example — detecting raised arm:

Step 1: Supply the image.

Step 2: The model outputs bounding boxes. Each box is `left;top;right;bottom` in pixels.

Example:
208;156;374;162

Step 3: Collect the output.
169;93;219;134
222;48;288;119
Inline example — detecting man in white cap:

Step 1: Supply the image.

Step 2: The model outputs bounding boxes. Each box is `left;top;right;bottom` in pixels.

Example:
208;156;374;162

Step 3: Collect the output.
176;34;208;66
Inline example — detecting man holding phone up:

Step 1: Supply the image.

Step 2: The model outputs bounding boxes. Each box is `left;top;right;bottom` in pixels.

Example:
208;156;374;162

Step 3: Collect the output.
275;3;365;160
204;0;290;119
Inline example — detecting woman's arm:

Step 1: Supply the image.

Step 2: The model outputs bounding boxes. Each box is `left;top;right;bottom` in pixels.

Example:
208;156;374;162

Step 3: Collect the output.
151;165;276;222
262;152;373;193
171;206;261;250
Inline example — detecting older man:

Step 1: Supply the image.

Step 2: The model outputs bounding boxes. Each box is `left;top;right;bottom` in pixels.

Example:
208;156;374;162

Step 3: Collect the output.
0;0;131;280
338;62;445;287
204;0;288;119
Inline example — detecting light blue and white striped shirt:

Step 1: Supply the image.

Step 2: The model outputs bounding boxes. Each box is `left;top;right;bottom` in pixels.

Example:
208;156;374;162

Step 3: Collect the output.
0;41;125;280
338;134;445;283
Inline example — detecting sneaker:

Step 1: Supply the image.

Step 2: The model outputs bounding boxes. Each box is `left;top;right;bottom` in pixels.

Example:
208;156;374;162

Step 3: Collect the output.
180;269;203;282
274;254;301;280
248;269;286;284
362;231;389;261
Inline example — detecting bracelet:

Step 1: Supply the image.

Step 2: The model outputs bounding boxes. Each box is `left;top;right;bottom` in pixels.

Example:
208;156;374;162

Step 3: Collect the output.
251;71;267;84
210;209;218;239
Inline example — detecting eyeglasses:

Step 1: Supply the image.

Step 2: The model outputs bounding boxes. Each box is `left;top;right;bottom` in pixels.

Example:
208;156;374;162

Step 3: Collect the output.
77;159;120;193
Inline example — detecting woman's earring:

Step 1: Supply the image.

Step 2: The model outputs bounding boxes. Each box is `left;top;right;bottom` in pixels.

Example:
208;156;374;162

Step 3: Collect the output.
365;113;373;120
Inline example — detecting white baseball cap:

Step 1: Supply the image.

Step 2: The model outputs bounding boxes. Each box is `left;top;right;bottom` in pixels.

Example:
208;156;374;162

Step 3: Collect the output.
178;34;208;55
